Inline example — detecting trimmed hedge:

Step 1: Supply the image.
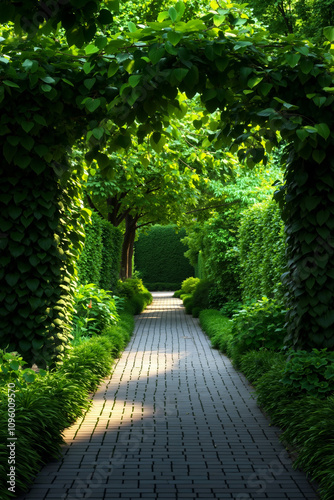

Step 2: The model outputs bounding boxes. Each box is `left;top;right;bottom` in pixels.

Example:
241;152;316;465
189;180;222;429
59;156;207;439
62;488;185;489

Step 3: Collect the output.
77;212;123;291
239;199;286;302
134;225;194;287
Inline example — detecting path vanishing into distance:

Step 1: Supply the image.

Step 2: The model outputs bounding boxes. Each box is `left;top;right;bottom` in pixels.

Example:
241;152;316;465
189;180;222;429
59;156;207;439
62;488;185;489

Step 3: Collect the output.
16;292;318;500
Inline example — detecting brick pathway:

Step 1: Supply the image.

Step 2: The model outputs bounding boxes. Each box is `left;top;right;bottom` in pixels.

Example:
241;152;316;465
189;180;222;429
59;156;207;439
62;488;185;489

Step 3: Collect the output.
16;292;318;500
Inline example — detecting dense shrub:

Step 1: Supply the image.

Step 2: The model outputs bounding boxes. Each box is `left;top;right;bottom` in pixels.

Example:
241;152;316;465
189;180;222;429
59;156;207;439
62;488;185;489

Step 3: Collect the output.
280;348;334;398
199;310;233;353
181;277;200;294
72;283;119;336
77;211;103;286
77;213;123;292
100;221;123;291
116;278;152;315
239;199;286;302
144;282;180;291
229;297;287;368
134;225;195;286
0;310;134;499
239;350;286;384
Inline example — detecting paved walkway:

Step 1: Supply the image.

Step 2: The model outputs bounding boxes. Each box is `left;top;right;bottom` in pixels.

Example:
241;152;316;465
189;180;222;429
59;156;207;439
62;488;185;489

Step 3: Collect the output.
17;292;318;500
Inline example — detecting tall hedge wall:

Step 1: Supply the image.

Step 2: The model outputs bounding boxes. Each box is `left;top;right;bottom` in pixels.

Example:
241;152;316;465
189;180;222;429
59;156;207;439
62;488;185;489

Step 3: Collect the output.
239;199;287;302
77;212;122;291
134;225;194;289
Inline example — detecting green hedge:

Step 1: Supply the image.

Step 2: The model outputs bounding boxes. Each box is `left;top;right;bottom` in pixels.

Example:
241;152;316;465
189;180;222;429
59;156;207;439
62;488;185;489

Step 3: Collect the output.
134;225;194;287
77;212;123;291
0;309;135;499
239;199;286;301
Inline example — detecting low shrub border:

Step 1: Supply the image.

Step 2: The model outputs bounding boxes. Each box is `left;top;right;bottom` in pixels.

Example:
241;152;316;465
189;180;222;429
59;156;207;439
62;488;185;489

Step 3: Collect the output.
199;308;334;500
0;306;136;499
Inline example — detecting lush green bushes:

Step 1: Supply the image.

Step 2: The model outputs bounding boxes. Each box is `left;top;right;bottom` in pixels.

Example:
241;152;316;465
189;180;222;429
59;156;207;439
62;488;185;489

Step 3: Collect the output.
239;199;286;302
199;304;334;499
115;278;153;315
228;297;287;368
77;212;122;291
134;225;195;288
0;308;135;499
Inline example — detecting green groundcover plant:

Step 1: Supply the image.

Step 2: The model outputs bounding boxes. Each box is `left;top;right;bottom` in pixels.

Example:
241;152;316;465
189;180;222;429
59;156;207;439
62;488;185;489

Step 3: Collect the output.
0;304;136;499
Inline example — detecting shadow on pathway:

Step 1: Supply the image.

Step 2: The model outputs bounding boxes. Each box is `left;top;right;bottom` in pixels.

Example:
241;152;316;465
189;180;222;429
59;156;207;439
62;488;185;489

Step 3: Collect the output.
16;292;318;500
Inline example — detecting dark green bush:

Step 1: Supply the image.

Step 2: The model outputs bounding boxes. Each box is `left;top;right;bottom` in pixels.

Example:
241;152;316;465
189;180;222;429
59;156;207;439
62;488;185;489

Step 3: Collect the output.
199;309;233;353
173;289;183;298
239;199;287;302
72;283;119;336
280;348;334;398
229;297;287;368
192;279;214;311
239;350;286;384
100;221;123;291
279;396;334;500
134;225;194;286
77;211;103;286
192;307;202;318
145;282;181;291
183;296;194;314
116;278;153;315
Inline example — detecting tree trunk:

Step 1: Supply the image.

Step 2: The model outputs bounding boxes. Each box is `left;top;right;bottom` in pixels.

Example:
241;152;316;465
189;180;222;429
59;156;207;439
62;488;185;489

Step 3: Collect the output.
120;214;138;280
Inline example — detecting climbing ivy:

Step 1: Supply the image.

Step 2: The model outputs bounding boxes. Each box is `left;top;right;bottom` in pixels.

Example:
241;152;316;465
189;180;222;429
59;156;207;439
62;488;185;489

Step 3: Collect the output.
239;199;286;302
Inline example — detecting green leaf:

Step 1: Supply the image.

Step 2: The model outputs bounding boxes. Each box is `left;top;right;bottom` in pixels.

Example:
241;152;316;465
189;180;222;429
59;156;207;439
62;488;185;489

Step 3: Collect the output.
3;80;20;88
312;149;326;164
32;339;44;350
41;84;52;92
92;127;104;140
26;279;40;292
213;14;225;27
148;45;165;65
285;53;301;68
248;76;263;89
85;98;101;112
324;26;334;42
84;78;96;90
167;31;182;46
128;21;137;33
257;108;276;117
98;8;113;24
108;61;119;77
21;121;34;133
20;135;35;151
158;11;169;22
299;58;313;75
9;360;20;371
5;273;20;287
85;44;99;55
96;152;110;169
169;6;178;22
39;238;53;251
129;75;141;88
315;123;330;140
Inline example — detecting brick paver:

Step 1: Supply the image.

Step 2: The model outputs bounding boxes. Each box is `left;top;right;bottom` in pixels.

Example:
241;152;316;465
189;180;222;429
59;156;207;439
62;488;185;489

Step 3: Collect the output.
16;292;318;500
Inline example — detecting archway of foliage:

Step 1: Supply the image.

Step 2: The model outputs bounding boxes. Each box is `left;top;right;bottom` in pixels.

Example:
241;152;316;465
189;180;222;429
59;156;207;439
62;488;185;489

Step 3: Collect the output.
1;0;334;365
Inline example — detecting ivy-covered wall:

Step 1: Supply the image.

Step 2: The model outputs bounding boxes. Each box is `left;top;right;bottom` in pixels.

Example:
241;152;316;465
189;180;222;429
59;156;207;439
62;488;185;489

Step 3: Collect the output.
239;199;287;302
77;212;122;291
134;225;194;289
0;167;85;368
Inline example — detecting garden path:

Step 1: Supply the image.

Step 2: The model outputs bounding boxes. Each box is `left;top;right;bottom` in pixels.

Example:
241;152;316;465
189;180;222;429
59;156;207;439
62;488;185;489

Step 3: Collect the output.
16;292;318;500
